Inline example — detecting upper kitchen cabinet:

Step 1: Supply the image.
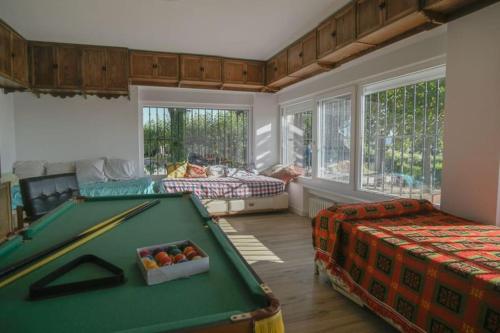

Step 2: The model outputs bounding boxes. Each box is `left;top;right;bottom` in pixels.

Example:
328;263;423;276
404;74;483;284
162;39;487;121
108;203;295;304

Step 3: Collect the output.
222;59;265;90
82;46;129;95
287;31;318;75
180;55;222;87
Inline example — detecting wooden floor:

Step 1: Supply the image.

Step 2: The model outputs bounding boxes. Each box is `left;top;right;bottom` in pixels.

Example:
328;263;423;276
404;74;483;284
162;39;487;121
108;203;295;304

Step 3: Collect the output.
222;212;398;333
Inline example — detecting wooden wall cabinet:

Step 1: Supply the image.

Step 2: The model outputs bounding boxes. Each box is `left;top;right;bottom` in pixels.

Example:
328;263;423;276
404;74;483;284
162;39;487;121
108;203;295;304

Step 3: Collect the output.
82;46;129;94
287;31;317;75
130;51;178;86
30;43;57;89
222;59;265;90
0;21;28;89
357;0;426;45
180;55;222;87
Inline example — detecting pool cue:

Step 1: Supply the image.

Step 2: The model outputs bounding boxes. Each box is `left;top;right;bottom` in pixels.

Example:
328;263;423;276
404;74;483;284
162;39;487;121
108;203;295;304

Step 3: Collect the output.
0;199;160;288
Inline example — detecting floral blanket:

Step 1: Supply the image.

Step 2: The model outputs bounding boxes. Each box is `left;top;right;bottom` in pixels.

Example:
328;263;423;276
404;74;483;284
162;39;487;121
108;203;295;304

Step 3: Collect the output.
312;199;500;333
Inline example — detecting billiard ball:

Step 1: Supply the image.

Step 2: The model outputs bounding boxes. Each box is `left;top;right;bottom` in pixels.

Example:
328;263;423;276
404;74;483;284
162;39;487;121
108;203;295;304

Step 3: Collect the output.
139;249;151;257
173;253;186;263
183;246;195;254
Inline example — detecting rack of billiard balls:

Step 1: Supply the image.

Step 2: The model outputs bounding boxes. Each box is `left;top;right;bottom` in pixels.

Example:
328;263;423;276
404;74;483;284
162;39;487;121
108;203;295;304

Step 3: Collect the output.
139;244;203;270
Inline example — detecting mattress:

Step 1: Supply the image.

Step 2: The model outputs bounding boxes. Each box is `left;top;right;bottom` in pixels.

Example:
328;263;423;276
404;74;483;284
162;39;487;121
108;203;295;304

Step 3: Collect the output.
312;199;500;333
158;175;285;199
11;177;155;209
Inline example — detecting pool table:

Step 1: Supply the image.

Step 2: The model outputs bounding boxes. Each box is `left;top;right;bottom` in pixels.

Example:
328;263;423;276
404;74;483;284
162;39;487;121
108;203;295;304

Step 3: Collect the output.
0;193;283;333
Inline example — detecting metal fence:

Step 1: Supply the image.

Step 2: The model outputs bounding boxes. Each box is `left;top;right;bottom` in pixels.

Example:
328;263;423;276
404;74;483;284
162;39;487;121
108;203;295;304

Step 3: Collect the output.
143;107;249;175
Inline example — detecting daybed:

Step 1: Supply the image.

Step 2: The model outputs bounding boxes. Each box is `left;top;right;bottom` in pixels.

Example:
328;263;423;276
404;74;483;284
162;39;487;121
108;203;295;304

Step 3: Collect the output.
158;175;288;215
312;199;500;333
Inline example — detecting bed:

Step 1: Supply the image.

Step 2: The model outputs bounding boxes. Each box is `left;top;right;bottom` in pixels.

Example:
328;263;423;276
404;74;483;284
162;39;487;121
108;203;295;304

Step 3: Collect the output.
312;199;500;333
158;175;288;215
10;176;155;209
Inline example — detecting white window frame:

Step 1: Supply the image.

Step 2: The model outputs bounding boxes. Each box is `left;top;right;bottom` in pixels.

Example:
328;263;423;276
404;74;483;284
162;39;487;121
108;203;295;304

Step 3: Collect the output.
280;99;315;177
356;65;446;201
139;102;253;176
315;86;357;189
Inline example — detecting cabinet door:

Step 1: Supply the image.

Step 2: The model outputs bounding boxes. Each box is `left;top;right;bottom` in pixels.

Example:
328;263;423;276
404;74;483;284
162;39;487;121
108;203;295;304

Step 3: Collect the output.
31;44;56;89
302;31;317;67
105;48;128;91
82;47;106;90
181;55;203;81
357;0;384;38
287;42;303;74
56;45;82;89
317;17;336;58
223;60;246;84
202;57;222;82
384;0;419;23
156;54;178;80
0;24;11;78
266;59;275;84
246;62;265;85
335;3;356;48
275;50;288;80
130;52;155;78
11;33;28;85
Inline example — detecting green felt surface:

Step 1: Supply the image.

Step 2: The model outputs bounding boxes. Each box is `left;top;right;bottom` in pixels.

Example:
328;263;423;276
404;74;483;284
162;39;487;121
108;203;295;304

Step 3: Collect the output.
0;194;267;333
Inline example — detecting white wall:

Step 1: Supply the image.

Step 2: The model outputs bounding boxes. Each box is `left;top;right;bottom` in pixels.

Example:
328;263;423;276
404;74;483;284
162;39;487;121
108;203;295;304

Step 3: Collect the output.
441;3;500;226
0;92;16;173
252;93;279;171
13;88;141;171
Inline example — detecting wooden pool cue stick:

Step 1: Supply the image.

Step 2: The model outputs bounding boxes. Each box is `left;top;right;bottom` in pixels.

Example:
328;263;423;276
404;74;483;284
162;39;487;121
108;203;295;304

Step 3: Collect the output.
0;199;160;287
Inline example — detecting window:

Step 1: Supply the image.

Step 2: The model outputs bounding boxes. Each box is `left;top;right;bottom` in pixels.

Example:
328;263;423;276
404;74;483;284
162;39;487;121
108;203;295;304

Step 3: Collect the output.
143;107;249;175
318;94;352;183
282;102;313;176
361;72;445;204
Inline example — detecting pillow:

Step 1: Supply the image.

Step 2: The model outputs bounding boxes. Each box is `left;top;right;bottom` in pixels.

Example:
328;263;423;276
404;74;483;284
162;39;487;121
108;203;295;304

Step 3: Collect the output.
206;165;226;178
260;164;285;177
13;160;46;179
75;159;107;184
0;173;19;186
46;161;76;176
104;158;136;181
185;163;207;178
270;165;302;184
226;168;255;177
167;162;188;179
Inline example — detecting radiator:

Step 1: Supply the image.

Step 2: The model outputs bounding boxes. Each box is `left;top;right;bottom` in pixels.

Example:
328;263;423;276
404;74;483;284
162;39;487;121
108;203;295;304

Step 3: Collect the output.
308;197;335;218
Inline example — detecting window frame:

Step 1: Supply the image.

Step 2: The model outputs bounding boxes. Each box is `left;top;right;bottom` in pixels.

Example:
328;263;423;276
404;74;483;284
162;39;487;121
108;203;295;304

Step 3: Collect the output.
139;102;253;176
315;86;357;188
280;99;315;177
356;66;446;202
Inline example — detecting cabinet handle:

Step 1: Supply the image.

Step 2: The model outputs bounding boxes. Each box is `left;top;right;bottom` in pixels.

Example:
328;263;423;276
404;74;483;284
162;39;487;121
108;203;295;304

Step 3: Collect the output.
11;53;15;58
53;64;58;69
299;52;303;58
274;67;278;71
153;63;158;68
331;31;337;38
243;70;247;76
102;65;107;71
200;67;205;72
379;2;386;10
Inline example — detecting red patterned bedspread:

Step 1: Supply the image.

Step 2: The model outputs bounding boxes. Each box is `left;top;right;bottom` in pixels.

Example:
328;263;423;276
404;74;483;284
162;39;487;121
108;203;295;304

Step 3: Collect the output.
312;199;500;333
159;176;285;199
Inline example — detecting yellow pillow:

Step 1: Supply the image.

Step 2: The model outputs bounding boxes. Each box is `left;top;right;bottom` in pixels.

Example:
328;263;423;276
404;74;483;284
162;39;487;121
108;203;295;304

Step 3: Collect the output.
167;162;187;178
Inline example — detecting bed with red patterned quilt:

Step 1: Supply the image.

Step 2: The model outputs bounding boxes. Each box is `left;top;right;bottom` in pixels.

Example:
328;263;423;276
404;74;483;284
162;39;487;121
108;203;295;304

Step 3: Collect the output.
312;199;500;333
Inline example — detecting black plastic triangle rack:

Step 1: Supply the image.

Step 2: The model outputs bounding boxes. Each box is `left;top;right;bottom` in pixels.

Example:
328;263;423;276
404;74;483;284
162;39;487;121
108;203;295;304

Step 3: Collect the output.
29;254;125;300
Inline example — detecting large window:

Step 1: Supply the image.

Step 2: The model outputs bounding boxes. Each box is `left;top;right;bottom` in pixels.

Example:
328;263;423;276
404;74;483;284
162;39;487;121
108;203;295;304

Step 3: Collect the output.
318;94;352;183
361;73;445;204
282;102;313;176
143;107;249;175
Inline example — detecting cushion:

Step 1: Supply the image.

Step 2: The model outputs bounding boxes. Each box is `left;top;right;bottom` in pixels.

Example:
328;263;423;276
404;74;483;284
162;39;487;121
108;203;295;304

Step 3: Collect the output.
75;158;107;184
46;161;76;176
260;164;285;177
0;173;19;186
13;160;46;179
270;165;302;184
206;165;226;178
185;163;207;178
104;158;136;181
226;168;255;177
167;162;188;179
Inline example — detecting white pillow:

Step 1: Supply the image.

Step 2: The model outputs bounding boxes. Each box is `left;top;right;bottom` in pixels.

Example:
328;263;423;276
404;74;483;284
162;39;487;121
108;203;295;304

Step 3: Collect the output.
46;161;76;175
260;164;285;177
226;168;255;177
75;159;107;184
104;158;136;181
13;160;46;179
207;165;226;178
